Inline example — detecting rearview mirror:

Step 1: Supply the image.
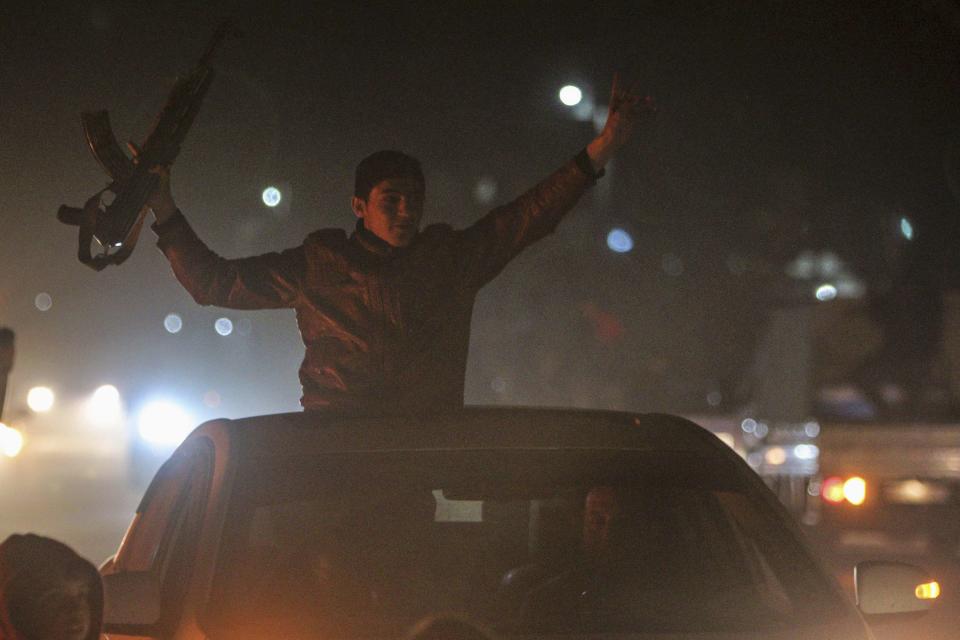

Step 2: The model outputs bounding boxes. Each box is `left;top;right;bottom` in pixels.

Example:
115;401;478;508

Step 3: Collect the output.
102;571;162;629
855;560;937;617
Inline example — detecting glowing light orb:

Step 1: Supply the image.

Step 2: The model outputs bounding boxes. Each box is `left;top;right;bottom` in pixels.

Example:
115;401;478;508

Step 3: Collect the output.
843;476;867;506
0;424;24;458
764;446;787;466
215;318;234;336
137;400;195;446
900;216;914;240
793;444;820;460
559;85;583;107
821;476;845;504
473;176;498;204
27;386;55;413
606;228;634;253
164;313;183;334
815;283;838;301
34;293;52;311
86;384;122;425
262;187;282;207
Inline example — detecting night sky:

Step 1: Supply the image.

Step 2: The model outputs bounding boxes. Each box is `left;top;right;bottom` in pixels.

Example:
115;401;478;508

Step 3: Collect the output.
2;1;959;425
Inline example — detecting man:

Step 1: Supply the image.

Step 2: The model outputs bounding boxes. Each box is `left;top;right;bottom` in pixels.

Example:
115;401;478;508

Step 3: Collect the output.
147;75;652;413
0;534;103;640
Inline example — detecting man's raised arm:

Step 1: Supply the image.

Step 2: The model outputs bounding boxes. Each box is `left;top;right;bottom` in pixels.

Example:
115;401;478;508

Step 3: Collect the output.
145;167;306;310
456;74;655;289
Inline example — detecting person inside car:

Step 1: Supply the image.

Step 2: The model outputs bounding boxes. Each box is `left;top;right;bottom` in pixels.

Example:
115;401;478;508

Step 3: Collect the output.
506;485;654;632
0;534;103;640
145;75;653;414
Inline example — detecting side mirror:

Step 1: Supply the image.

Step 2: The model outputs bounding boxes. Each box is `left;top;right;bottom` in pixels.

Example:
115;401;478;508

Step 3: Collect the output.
102;571;162;630
855;561;938;617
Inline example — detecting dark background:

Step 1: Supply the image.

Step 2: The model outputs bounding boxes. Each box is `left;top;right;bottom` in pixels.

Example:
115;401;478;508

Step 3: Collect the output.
2;1;959;423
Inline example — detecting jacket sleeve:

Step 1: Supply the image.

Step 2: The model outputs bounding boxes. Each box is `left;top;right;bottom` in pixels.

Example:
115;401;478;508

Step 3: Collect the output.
455;157;593;290
152;211;305;309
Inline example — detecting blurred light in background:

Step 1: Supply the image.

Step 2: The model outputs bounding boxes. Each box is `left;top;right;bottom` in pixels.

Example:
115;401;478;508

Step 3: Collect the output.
916;581;941;600
85;384;122;426
27;386;55;412
34;293;52;311
203;390;221;408
843;476;867;506
262;186;282;207
164;313;183;334
137;400;195;447
900;216;914;240
0;423;24;458
606;228;633;253
764;446;787;466
558;85;582;106
815;283;838;301
821;476;845;504
793;443;819;460
592;104;609;132
473;176;498;205
215;318;234;336
706;390;722;407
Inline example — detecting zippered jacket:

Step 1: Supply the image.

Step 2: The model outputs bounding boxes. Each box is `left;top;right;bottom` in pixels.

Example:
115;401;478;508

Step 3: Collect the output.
153;157;595;413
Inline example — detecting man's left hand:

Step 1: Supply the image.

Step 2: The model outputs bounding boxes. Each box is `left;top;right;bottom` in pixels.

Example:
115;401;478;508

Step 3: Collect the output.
587;73;656;170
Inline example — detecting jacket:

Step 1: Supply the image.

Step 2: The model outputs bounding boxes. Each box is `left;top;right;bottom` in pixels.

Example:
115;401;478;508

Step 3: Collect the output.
153;157;594;413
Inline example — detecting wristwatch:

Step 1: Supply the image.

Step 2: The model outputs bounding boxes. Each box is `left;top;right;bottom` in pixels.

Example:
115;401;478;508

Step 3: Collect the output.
574;148;606;183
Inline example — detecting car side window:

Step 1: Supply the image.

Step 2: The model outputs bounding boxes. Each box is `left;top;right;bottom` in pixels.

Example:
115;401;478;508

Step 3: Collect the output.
114;442;213;575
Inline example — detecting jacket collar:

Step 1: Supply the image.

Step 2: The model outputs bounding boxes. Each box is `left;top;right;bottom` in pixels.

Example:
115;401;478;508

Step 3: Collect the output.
351;219;404;258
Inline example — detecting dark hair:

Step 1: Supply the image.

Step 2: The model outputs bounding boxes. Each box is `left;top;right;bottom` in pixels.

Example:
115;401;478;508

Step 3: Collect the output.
354;150;424;200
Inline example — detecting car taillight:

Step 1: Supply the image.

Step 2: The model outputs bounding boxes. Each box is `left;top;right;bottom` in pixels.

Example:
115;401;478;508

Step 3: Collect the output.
842;476;867;506
821;475;867;506
821;476;845;504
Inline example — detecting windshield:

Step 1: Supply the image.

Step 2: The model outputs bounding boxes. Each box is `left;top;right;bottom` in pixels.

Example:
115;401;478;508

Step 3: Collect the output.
205;449;842;638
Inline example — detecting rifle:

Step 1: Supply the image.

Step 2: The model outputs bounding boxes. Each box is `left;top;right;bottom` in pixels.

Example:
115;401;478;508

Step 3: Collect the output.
58;21;238;270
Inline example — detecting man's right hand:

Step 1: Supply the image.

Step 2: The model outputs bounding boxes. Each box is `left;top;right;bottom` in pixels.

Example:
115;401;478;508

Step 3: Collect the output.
146;165;178;224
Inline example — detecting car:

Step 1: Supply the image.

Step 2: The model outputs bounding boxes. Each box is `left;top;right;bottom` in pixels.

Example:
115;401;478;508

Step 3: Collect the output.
810;420;960;556
99;408;936;639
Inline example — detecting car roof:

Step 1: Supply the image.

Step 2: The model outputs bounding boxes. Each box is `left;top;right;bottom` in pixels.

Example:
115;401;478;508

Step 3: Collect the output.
187;407;735;463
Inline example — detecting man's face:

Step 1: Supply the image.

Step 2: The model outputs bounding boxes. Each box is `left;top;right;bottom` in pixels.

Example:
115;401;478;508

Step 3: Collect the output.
352;177;425;248
582;486;619;557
